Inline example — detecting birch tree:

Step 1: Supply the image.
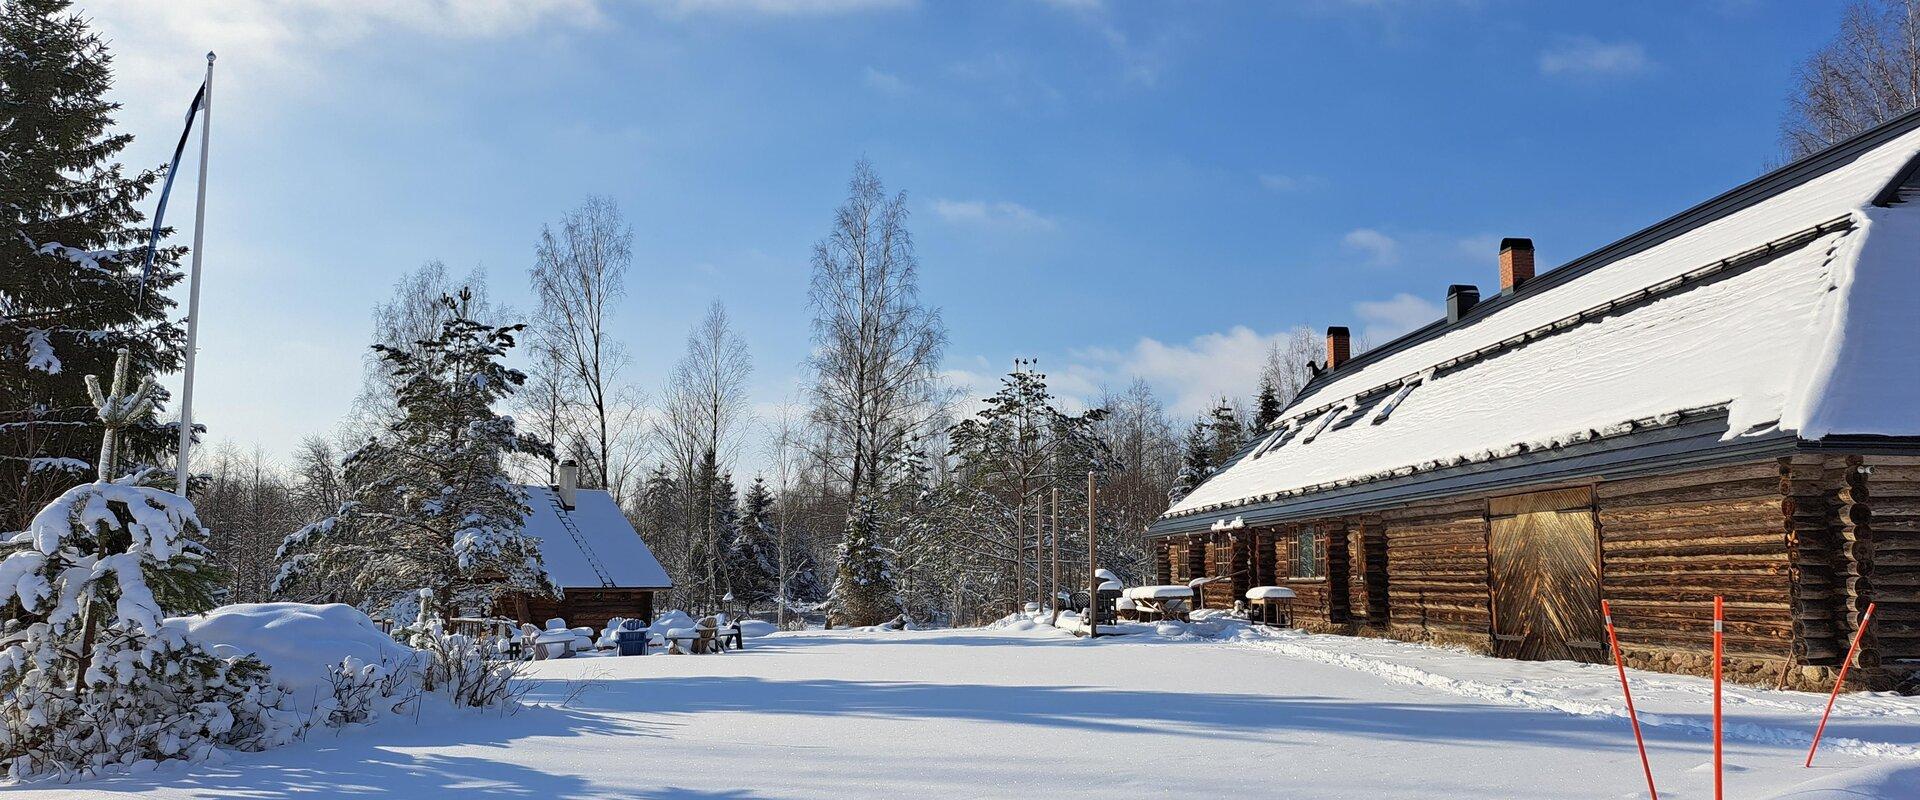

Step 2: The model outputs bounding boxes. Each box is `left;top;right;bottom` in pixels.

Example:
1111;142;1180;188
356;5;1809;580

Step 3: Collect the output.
530;196;640;502
1784;0;1920;158
805;160;948;515
657;301;752;612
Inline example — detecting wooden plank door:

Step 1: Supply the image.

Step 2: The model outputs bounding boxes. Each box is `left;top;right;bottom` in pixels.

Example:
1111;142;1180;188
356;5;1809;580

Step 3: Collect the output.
1487;488;1605;663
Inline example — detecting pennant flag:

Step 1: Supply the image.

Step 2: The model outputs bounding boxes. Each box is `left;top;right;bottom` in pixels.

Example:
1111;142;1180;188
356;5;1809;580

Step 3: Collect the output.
136;80;206;305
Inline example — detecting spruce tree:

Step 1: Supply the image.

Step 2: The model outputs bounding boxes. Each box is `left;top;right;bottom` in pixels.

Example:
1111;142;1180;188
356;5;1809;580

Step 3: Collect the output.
1169;418;1213;503
1206;399;1244;466
1253;377;1282;433
275;291;554;616
832;496;898;627
0;0;187;529
726;476;780;611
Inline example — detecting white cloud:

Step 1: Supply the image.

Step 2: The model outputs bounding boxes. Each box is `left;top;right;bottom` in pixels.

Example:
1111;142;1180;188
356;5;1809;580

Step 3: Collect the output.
1454;233;1502;260
1342;228;1399;266
1047;326;1316;418
85;0;605;132
1538;37;1651;77
646;0;914;16
1257;173;1320;192
1354;293;1442;344
932;199;1058;232
863;67;911;96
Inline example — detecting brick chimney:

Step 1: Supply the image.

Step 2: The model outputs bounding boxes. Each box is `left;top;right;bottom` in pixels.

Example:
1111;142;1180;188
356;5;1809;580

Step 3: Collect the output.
1326;326;1351;370
1499;238;1535;293
557;459;578;510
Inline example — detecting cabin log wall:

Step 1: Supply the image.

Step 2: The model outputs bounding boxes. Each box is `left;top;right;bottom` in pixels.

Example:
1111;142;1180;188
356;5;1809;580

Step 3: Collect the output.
500;588;657;633
1595;462;1801;686
1381;498;1492;650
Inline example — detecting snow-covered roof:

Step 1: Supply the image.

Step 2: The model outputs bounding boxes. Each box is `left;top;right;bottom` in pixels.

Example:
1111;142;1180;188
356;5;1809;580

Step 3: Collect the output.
517;485;671;589
1158;110;1920;533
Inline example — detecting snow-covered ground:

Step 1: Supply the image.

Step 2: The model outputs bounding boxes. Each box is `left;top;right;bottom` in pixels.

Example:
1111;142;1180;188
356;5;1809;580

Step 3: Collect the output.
15;618;1920;799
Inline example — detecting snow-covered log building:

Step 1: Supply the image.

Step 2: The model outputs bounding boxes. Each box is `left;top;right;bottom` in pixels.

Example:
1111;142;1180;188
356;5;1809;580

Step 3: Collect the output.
1150;109;1920;691
497;463;671;631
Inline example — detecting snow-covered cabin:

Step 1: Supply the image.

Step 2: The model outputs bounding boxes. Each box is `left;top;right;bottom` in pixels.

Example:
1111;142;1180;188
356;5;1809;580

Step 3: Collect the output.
1151;109;1920;691
497;461;671;631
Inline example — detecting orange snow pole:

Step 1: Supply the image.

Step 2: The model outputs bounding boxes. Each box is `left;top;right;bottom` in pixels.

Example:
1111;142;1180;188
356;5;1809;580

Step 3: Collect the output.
1713;595;1724;800
1805;601;1876;767
1603;600;1658;800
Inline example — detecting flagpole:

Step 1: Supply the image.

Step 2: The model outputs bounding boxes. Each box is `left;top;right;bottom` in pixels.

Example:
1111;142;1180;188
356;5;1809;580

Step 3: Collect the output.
176;52;213;495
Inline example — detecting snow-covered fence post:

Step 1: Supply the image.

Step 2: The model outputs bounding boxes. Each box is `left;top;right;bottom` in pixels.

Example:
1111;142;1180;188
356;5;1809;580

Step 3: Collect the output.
71;348;158;693
1806;601;1876;767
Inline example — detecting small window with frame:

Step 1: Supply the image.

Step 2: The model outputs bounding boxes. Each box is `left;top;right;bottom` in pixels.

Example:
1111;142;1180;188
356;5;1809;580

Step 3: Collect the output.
1290;527;1323;579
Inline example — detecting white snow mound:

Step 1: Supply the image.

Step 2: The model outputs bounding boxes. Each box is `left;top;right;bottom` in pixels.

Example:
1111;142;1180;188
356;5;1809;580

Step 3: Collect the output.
167;603;420;696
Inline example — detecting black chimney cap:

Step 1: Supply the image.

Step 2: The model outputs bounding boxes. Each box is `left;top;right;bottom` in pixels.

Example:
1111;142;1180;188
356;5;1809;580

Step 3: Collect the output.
1499;237;1533;252
1447;284;1481;323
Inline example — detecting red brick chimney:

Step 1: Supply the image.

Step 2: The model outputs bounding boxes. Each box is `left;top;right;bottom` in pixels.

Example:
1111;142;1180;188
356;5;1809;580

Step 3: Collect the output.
1326;326;1351;370
1499;238;1535;293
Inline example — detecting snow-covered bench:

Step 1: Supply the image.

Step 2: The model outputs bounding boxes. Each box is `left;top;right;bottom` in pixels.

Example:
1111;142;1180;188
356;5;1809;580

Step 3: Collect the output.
664;618;744;654
1123;585;1194;621
1245;586;1296;627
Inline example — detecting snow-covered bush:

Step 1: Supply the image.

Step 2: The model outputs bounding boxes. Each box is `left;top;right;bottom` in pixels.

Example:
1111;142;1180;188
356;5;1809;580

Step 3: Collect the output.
400;618;527;710
320;656;416;727
0;478;308;781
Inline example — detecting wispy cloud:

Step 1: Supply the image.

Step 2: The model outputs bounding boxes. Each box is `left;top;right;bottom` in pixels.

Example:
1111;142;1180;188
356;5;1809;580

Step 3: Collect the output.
87;0;606;130
646;0;914;17
864;67;911;96
1049;326;1320;417
1258;173;1318;192
932;199;1058;232
1342;228;1399;266
1354;293;1442;344
1538;37;1651;77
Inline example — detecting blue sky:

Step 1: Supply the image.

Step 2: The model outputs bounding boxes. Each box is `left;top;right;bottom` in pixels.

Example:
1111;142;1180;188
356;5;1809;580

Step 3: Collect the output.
84;0;1846;468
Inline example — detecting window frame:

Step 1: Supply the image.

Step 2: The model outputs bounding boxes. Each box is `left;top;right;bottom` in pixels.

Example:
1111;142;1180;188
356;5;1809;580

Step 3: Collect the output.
1290;526;1323;580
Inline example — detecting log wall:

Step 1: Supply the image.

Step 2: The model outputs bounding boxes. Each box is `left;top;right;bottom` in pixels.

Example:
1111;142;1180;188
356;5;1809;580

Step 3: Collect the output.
1382;498;1492;649
499;588;657;633
1596;463;1796;685
1858;456;1920;689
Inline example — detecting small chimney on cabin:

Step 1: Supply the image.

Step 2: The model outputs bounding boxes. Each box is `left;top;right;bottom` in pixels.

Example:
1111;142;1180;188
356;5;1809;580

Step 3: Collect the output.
1499;237;1535;293
557;459;578;510
1447;284;1480;323
1326;326;1351;370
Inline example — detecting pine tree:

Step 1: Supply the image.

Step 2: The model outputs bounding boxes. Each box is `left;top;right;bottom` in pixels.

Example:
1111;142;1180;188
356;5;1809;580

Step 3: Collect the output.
1253;377;1282;433
274;291;555;616
0;0;187;529
832;496;898;627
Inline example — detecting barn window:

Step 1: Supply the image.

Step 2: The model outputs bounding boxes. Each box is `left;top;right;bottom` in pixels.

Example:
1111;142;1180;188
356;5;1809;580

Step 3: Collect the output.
1290;527;1322;579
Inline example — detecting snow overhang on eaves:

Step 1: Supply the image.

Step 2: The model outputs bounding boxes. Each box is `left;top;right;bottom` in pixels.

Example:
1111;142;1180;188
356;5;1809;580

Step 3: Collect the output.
1148;407;1800;537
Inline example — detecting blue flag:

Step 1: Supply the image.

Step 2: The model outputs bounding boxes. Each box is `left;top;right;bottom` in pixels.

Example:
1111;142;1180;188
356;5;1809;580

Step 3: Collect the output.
137;80;206;305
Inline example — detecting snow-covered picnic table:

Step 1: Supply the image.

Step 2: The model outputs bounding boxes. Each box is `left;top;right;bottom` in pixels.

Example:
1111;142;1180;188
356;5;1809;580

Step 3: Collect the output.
1122;585;1194;621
